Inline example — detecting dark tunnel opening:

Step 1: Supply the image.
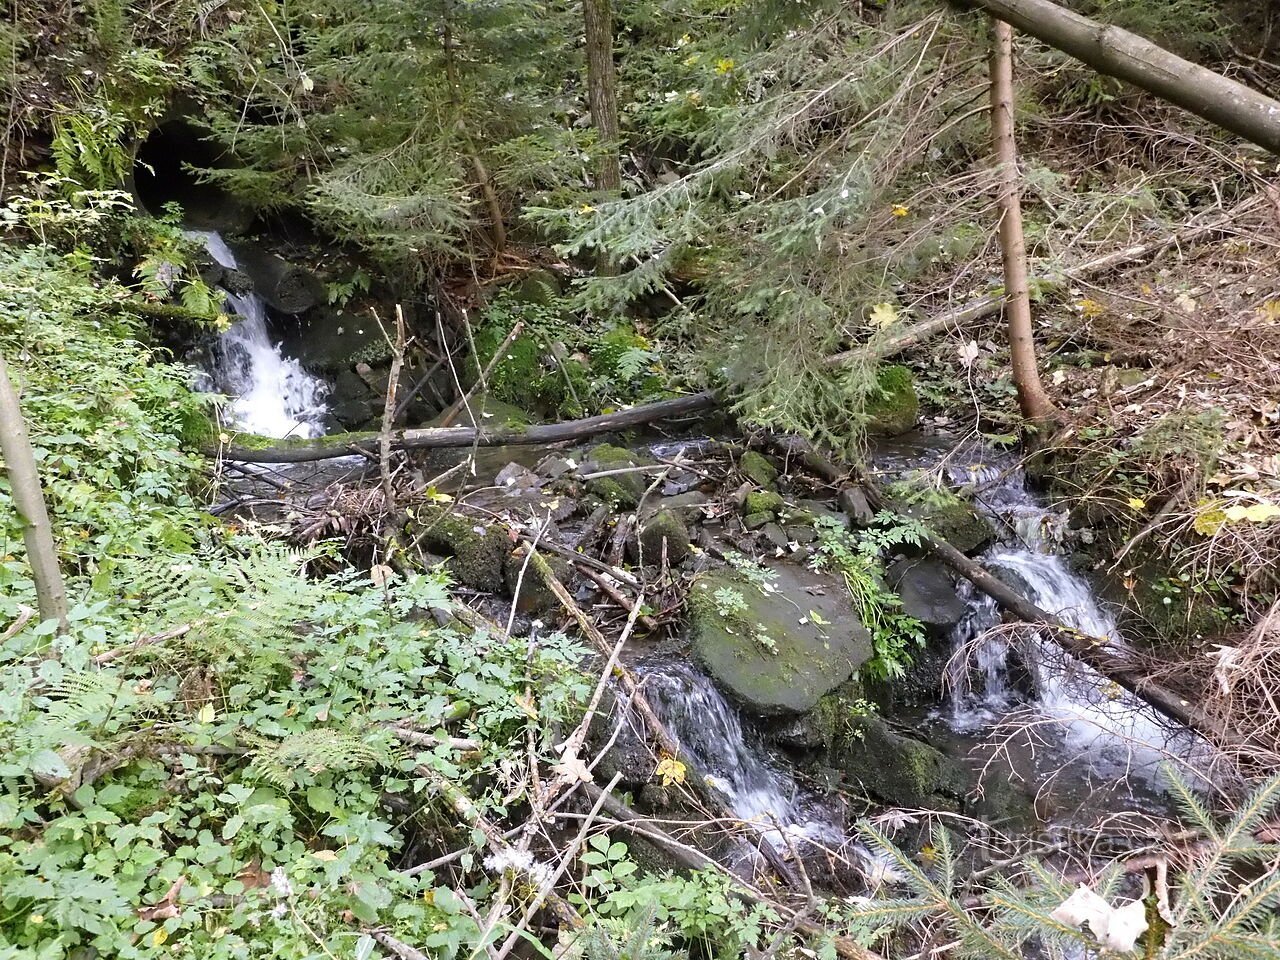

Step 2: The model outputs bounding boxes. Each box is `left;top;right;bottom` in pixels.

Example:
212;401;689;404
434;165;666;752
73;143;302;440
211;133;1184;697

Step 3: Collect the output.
132;119;249;231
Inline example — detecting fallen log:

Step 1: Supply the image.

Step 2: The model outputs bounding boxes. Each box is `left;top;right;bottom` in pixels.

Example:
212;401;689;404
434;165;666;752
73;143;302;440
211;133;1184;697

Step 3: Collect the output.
764;435;1241;750
211;200;1253;465
966;0;1280;155
212;391;719;463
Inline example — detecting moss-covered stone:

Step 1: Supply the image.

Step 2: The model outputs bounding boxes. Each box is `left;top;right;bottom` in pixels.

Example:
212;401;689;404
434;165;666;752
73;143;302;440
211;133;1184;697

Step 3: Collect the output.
414;507;509;592
739;451;778;488
629;509;691;565
584;443;653;508
743;489;784;517
433;395;531;430
866;364;919;436
743;512;773;530
689;566;871;715
819;687;967;809
888;483;991;554
503;549;570;613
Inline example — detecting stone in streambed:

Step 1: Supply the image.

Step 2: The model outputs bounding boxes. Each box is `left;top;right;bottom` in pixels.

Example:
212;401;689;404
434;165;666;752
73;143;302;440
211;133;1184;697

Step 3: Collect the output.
503;549;570;614
741;489;784;517
891;487;991;554
885;558;966;630
865;364;919;437
628;509;692;565
413;507;509;592
582;444;653;508
739;451;779;488
816;686;967;809
689;565;871;715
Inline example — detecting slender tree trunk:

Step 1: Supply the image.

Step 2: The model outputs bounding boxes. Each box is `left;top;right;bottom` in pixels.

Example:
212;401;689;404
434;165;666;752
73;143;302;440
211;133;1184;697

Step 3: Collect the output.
583;0;621;274
990;18;1056;423
0;351;68;631
970;0;1280;155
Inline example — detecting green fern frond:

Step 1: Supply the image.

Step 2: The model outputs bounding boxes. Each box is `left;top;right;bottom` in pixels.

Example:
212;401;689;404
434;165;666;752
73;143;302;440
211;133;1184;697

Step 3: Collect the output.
246;729;392;788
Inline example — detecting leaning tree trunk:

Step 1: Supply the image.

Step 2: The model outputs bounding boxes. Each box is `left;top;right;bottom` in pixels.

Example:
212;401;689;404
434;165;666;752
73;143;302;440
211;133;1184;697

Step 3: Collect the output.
0;351;68;631
990;18;1056;424
583;0;622;274
968;0;1280;155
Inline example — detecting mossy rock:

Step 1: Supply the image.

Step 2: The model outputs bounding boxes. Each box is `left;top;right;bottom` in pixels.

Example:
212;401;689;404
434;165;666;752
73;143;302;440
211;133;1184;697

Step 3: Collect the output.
503;550;570;614
866;364;919;437
470;324;590;420
739;451;778;488
819;689;968;809
742;489;784;517
414;507;509;592
583;443;653;508
628;509;691;566
889;484;991;554
689;566;871;715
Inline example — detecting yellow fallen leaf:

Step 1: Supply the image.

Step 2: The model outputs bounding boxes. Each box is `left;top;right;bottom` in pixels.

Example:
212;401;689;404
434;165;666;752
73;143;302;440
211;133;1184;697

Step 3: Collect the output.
152;927;169;946
196;703;216;724
715;57;735;74
1258;300;1280;323
869;302;898;328
891;204;910;217
655;756;686;787
312;849;339;862
1127;497;1146;511
579;203;595;214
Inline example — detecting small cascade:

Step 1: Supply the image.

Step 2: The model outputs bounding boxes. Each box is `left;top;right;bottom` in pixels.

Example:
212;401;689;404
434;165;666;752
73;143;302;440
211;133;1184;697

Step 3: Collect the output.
640;662;841;850
189;231;329;439
940;451;1201;779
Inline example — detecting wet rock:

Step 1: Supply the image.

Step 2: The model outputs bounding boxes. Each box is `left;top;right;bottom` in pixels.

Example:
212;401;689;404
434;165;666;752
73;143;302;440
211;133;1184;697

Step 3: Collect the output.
494;461;541;490
838;486;874;526
739;451;779;488
583;444;653;508
743;512;772;531
761;523;791;552
886;558;966;630
689;565;872;715
783;498;849;531
661;470;703;496
629;509;692;566
414;507;509;592
535;455;576;480
653;490;710;523
503;549;570;614
866;364;919;437
586;687;651;789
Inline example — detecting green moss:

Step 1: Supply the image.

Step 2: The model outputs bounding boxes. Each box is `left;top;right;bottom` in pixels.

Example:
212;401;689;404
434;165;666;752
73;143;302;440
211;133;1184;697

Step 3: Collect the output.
739;451;778;488
743;490;784;516
415;507;509;591
585;444;652;507
630;509;691;565
471;324;588;419
865;363;919;436
887;480;991;553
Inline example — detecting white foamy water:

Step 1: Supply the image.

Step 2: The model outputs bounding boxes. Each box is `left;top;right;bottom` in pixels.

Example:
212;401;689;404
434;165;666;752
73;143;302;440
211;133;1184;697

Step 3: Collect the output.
188;231;329;439
942;455;1204;781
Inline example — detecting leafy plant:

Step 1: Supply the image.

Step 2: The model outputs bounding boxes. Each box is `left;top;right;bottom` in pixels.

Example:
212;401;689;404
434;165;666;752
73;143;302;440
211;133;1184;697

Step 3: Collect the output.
811;514;926;681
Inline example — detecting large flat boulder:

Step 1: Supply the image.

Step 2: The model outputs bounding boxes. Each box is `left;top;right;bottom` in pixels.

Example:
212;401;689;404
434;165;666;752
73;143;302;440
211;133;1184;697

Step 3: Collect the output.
689;563;871;715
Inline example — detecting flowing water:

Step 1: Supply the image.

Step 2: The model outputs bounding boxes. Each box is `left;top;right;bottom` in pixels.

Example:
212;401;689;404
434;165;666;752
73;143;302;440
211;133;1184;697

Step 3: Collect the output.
640;661;841;850
938;449;1205;790
189;231;329;439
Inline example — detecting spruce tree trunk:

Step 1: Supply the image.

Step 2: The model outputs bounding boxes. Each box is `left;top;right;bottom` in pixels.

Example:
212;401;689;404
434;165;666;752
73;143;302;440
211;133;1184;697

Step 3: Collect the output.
970;0;1280;155
583;0;621;274
0;351;68;631
990;18;1056;424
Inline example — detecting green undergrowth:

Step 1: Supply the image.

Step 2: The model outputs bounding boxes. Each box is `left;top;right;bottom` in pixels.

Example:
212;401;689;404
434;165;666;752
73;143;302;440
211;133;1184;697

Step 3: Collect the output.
470;289;674;420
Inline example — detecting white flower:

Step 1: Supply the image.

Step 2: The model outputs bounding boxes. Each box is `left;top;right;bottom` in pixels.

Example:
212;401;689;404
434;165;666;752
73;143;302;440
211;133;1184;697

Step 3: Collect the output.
270;867;293;897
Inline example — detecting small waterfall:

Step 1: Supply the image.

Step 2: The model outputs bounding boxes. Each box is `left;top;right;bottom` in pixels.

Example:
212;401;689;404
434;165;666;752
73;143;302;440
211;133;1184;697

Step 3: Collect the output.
942;453;1201;779
189;231;329;439
640;662;841;850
